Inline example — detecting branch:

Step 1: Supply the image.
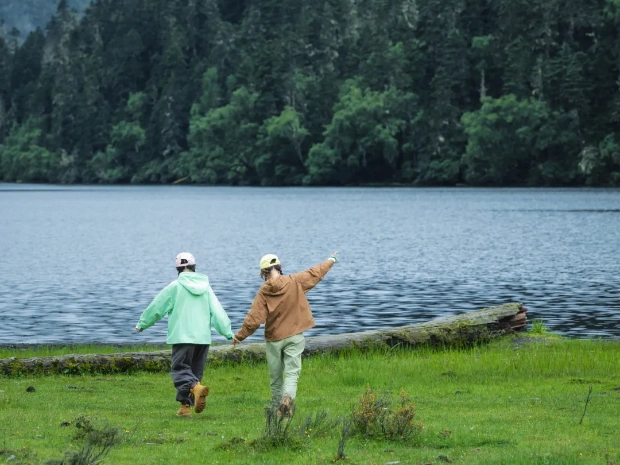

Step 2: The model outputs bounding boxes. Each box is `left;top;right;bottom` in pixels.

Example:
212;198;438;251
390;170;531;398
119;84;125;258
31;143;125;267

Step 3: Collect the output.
579;386;593;425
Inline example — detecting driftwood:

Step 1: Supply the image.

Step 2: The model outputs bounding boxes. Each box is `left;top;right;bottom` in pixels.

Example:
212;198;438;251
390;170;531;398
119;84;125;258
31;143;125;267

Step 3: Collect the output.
0;302;526;376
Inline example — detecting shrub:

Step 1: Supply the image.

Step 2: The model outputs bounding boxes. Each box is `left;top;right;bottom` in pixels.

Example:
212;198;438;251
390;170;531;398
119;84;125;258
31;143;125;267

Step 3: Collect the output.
297;409;340;439
352;385;423;442
530;319;550;335
250;403;303;451
45;416;120;465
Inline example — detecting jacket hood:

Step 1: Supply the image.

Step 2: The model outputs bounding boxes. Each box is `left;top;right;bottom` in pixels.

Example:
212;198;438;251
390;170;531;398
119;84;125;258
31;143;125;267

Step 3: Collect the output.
177;272;211;296
262;275;290;296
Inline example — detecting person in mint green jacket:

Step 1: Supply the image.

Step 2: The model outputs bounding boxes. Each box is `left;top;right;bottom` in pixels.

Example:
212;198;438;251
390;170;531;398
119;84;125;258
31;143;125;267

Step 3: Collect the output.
135;252;233;418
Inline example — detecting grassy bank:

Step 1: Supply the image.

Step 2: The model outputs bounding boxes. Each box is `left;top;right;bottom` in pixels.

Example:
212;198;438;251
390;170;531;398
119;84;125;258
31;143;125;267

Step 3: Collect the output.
0;344;171;360
1;337;618;465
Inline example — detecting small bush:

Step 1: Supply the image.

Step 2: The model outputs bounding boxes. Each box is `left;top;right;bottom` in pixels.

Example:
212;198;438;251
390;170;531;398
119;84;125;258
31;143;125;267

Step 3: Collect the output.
530;319;549;335
334;418;353;461
297;409;340;439
383;389;423;441
45;416;120;465
352;385;423;442
250;403;304;451
351;385;391;437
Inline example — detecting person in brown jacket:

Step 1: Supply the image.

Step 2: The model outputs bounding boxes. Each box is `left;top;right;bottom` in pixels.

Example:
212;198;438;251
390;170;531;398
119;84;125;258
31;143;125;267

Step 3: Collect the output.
232;252;338;416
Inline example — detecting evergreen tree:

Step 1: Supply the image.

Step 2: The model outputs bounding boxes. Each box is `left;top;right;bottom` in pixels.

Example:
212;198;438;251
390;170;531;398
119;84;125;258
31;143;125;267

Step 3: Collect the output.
0;0;619;186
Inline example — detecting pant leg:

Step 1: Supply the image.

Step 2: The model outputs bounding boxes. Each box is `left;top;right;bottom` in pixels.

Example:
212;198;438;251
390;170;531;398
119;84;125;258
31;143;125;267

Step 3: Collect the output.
282;333;305;400
265;340;284;405
190;344;210;383
171;344;199;405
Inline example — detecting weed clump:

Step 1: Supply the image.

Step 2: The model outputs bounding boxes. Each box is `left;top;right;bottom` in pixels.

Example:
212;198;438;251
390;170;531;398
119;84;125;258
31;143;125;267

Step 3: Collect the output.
218;405;343;454
45;416;120;465
530;319;549;335
250;403;304;450
334;418;353;461
352;385;423;442
297;409;340;439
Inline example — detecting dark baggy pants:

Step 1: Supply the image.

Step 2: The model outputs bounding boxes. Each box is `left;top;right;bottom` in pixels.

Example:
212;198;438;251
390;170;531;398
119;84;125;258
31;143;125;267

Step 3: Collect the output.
171;344;210;405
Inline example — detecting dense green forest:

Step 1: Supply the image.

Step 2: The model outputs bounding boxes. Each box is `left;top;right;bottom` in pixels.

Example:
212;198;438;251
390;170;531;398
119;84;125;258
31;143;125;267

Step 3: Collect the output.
0;0;619;186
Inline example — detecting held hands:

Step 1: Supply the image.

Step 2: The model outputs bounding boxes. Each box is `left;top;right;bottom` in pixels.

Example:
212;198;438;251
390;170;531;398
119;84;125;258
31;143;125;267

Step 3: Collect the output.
232;335;240;347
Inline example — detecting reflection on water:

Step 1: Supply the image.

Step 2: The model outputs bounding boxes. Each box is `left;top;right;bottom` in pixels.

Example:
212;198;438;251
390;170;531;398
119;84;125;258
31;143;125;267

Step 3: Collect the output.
0;185;618;343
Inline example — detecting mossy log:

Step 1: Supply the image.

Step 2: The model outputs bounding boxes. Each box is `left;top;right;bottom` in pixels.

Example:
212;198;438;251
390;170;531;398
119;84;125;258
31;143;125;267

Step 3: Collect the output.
0;302;526;376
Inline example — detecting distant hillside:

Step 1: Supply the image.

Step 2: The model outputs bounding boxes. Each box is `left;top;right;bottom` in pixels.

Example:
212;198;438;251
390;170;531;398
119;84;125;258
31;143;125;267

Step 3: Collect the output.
0;0;90;38
1;0;620;187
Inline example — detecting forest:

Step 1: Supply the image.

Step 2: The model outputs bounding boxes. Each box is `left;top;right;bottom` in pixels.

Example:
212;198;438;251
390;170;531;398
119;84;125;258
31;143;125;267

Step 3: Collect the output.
0;0;619;186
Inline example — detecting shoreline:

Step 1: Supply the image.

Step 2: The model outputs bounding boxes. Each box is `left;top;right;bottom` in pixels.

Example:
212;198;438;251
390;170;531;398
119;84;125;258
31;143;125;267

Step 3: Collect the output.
3;334;619;350
2;181;620;189
2;303;527;376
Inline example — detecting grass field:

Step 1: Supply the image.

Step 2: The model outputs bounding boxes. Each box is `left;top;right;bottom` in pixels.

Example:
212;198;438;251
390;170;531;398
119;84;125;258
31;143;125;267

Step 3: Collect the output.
1;336;618;464
0;344;171;359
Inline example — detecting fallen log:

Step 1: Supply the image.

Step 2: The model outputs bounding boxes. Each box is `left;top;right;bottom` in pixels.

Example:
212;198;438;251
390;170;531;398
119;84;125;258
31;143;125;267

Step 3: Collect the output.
0;302;526;376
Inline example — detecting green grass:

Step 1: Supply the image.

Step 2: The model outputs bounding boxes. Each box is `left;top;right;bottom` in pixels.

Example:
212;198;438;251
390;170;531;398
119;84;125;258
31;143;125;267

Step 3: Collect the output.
1;337;619;464
529;319;553;336
0;344;172;359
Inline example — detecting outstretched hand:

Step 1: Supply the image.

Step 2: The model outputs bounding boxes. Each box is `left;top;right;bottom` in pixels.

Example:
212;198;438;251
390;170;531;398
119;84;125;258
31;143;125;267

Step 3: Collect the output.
135;326;143;333
330;251;339;262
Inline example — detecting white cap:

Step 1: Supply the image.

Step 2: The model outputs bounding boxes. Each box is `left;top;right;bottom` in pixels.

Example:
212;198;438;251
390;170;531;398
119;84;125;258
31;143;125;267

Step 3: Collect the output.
175;252;196;267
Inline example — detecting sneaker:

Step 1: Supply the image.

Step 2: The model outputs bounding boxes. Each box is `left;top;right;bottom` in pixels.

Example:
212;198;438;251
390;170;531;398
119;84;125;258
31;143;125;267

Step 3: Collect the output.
191;382;210;414
277;395;294;417
177;404;191;418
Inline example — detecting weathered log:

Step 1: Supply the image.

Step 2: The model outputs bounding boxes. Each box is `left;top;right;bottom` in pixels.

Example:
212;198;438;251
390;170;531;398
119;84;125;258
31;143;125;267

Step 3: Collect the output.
0;303;526;376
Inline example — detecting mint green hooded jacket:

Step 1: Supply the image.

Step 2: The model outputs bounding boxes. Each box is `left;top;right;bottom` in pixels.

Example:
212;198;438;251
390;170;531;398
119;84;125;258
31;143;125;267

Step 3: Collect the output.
136;272;233;344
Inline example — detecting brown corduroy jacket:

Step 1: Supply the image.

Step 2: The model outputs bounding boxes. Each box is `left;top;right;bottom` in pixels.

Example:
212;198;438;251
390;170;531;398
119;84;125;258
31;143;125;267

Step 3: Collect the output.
234;260;334;342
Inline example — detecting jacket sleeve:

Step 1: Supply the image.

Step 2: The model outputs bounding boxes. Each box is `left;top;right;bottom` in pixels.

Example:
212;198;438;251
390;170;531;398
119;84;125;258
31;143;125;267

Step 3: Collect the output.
136;283;175;330
234;291;268;342
208;287;233;340
290;260;334;292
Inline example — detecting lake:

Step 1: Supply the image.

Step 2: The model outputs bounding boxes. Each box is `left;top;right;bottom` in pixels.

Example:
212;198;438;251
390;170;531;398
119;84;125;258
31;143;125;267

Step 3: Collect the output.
0;184;618;344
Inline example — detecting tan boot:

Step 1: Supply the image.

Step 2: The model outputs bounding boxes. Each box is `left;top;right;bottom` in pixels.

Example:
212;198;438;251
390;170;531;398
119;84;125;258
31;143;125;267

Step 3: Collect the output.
277;396;294;417
177;404;191;418
191;382;210;414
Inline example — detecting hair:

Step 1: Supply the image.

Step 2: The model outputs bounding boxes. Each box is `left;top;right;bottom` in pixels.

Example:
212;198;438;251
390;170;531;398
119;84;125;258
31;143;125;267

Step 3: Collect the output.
261;264;283;281
176;258;196;275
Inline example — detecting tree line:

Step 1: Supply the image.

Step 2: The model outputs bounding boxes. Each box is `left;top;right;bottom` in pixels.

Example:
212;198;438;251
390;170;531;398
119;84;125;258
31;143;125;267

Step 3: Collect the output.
0;0;619;186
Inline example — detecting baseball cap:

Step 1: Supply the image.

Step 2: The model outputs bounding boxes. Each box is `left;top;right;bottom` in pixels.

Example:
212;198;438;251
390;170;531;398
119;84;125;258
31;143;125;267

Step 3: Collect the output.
175;252;196;267
259;254;280;271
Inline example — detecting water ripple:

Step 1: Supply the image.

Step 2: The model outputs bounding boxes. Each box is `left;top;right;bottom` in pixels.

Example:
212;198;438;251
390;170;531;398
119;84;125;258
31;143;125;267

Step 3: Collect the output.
0;185;618;343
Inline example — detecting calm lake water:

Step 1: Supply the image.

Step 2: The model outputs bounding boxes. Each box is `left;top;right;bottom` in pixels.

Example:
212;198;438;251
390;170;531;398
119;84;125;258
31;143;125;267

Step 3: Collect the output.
0;184;619;344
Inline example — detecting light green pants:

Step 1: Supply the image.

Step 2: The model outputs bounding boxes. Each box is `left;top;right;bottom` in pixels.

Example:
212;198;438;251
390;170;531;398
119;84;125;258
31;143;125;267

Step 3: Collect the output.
265;333;305;404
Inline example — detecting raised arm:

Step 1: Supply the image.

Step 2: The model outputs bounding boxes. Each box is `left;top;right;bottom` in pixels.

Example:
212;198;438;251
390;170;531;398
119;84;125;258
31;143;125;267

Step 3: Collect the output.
290;252;338;292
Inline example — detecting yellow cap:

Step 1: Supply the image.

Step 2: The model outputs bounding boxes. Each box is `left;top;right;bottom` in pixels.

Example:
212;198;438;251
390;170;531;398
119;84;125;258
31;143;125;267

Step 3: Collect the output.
259;254;281;272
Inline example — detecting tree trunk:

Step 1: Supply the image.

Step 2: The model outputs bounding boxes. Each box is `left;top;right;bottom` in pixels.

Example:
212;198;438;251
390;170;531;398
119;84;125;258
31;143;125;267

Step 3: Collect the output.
0;303;527;376
480;68;487;100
